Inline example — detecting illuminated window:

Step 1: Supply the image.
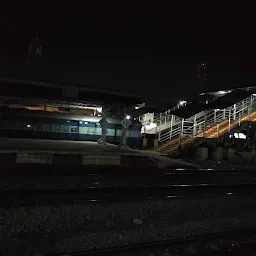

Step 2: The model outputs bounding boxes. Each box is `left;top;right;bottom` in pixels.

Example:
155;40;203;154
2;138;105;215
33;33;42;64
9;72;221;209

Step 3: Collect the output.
54;125;61;132
70;127;78;133
62;125;69;133
43;124;52;132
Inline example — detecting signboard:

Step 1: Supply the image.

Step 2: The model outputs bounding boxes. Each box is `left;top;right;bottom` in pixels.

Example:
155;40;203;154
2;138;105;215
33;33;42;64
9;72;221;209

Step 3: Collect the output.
121;118;131;128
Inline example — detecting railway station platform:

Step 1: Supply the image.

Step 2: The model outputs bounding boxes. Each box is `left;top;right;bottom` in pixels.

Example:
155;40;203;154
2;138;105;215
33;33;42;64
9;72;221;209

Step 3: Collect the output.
0;138;198;168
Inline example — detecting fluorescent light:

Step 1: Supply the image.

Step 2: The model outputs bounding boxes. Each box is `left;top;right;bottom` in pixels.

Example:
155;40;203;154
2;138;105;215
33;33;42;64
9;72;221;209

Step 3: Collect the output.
217;90;227;95
144;123;157;131
179;100;187;106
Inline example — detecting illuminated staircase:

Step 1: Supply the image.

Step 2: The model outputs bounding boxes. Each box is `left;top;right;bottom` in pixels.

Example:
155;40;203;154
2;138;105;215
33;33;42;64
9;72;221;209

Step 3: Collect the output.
153;108;256;155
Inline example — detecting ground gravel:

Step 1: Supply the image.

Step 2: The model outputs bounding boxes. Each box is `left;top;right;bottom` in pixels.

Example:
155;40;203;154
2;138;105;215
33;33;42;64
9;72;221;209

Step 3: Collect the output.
0;195;256;255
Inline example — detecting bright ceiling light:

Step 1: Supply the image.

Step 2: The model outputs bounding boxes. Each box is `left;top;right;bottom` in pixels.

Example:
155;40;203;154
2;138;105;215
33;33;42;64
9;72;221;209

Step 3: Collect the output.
217;90;228;95
179;100;187;106
145;123;157;130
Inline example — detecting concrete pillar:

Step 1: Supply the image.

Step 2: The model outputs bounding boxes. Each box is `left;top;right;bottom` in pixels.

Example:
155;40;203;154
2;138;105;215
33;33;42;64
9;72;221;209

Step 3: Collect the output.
228;108;231;132
120;106;128;147
142;137;148;148
158;113;162;142
193;114;197;136
169;114;174;139
98;105;107;145
223;148;228;160
243;151;253;163
227;148;240;163
121;124;128;146
233;104;236;120
154;139;158;148
196;147;208;160
211;147;224;161
178;118;184;145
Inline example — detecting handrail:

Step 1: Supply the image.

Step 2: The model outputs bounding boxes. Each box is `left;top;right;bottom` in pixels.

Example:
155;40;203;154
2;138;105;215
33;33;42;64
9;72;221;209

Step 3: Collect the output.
143;94;256;154
155;94;256;149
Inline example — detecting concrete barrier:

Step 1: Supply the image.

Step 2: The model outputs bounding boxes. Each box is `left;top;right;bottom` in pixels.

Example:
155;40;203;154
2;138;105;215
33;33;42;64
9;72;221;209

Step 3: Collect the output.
0;151;190;168
52;154;83;165
121;155;158;168
0;152;158;168
83;155;121;166
16;153;52;164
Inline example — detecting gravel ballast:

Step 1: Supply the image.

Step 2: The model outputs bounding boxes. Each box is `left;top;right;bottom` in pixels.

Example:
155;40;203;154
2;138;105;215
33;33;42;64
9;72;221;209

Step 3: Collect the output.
1;195;256;255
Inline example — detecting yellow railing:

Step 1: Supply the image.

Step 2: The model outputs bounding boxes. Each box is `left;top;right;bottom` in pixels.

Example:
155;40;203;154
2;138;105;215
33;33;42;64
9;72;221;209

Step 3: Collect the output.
153;110;256;154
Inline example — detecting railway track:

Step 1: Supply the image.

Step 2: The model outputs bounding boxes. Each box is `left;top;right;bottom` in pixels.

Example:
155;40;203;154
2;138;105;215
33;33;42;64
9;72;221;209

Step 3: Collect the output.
3;183;256;207
2;166;256;190
50;227;256;255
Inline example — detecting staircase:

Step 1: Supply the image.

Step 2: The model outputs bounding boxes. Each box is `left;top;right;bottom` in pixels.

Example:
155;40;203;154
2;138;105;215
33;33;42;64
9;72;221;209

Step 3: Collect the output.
154;135;194;155
153;95;256;155
153;108;205;137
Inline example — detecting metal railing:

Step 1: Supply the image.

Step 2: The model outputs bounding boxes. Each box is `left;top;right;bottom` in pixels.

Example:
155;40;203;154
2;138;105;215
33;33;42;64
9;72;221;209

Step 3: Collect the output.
157;94;256;145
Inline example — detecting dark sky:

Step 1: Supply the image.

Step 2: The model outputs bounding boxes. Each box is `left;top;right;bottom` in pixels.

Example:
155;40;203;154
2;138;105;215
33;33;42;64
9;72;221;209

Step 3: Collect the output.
0;8;255;103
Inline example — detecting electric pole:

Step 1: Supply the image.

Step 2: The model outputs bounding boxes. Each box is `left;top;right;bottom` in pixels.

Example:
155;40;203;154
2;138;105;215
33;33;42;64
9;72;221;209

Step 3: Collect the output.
197;62;208;93
27;37;42;66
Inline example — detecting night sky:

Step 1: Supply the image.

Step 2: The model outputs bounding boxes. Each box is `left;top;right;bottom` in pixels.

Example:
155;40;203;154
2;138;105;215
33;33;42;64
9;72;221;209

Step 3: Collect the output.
0;8;255;104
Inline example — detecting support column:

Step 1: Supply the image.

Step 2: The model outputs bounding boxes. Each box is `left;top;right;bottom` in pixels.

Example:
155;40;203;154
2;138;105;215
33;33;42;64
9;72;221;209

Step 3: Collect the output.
98;105;107;145
233;104;236;120
120;106;128;147
158;113;162;142
216;110;220;138
216;123;220;138
193;114;197;136
178;118;184;145
228;108;231;132
248;95;252;123
203;110;207;140
169;115;174;139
